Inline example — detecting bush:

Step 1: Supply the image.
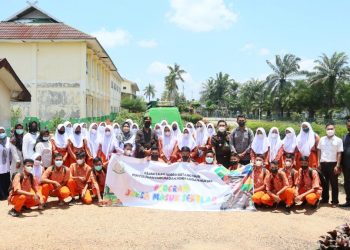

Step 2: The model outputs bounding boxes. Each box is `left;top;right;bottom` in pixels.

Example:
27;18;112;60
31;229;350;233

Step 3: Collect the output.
121;98;146;113
113;111;144;126
181;113;203;124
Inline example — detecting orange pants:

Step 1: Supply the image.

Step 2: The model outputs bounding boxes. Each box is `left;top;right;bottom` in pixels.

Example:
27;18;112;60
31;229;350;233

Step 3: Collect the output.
261;188;295;207
67;179;92;204
41;184;71;202
298;190;321;206
10;189;41;212
252;191;265;205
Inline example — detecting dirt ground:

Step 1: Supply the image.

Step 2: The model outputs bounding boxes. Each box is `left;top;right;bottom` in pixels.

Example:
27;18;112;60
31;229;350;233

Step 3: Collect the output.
0;190;349;250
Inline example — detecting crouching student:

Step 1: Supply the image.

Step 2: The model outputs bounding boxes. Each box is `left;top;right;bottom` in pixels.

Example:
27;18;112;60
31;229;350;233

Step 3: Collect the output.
228;153;242;170
147;145;164;162
282;154;298;191
41;153;71;206
261;160;294;213
294;156;323;209
204;150;215;165
88;157;106;206
67;152;92;204
8;159;44;217
251;155;269;207
123;143;133;157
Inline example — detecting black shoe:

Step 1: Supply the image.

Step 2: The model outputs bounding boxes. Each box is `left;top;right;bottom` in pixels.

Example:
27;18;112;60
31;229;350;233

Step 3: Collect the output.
312;199;321;210
339;203;350;208
284;206;291;214
21;206;30;212
8;208;20;217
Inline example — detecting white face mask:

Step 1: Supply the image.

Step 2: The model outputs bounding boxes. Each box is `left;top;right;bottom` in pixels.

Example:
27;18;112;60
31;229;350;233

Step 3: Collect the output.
326;129;335;137
183;133;189;138
34;160;41;166
125;150;132;156
285;133;293;138
255;160;263;167
55;160;63;167
43;136;50;141
0;133;7;139
258;134;264;139
156;129;161;134
66;127;73;133
114;128;120;134
218;127;226;133
165;131;171;137
206;157;214;164
285;161;292;167
105;131;111;136
77;159;84;165
271;133;278;139
25;166;33;173
207;128;213;134
90;129;97;134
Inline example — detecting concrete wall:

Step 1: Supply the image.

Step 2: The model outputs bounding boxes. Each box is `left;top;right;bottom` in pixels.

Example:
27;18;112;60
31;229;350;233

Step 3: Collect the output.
0;78;11;128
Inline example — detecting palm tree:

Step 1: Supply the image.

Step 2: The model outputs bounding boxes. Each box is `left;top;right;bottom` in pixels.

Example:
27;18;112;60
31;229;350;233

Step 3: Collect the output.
165;63;186;101
143;83;156;102
238;79;265;118
309;52;350;119
265;54;303;118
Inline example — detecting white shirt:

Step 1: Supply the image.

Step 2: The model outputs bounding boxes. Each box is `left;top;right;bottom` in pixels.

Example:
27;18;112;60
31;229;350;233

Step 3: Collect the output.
317;135;343;163
22;132;38;159
0;138;11;174
35;141;52;168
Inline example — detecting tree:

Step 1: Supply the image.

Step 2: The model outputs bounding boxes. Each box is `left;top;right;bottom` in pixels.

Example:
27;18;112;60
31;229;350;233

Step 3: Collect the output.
165;63;186;101
143;83;156;102
121;97;147;113
237;79;265;118
309;52;350;119
265;54;303;118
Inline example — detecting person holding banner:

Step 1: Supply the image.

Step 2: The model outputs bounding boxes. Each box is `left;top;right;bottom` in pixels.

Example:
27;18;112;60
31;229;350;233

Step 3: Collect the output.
158;125;179;163
228;153;241;170
88;157;105;206
251;154;270;206
147;145;164;162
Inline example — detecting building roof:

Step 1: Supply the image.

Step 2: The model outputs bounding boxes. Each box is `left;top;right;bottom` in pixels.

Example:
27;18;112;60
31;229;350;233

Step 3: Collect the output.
0;23;93;40
5;4;61;23
0;58;31;101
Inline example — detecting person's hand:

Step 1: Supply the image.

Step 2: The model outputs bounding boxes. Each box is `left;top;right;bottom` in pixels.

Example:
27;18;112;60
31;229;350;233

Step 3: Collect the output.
79;177;85;182
334;166;342;175
16;162;21;169
273;195;281;203
54;182;61;189
295;195;302;203
144;149;151;156
238;153;245;158
33;193;40;201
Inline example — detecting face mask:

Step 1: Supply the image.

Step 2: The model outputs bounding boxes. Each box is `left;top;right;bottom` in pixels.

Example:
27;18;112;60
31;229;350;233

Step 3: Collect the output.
29;126;38;133
55;160;63;167
258;134;264;139
34;160;41;166
125;150;132;156
230;161;238;165
285;133;292;138
196;127;203;132
42;136;50;141
303;127;309;133
77;159;84;165
205;157;214;164
238;121;245;127
75;131;81;135
165;131;171;137
172;126;177;131
0;133;6;139
58;130;65;135
114;128;120;134
94;165;103;171
271;133;278;139
183;133;189;138
91;129;97;134
182;156;190;162
16;129;24;135
144;121;151;128
301;164;308;170
208;128;213;134
218;127;226;133
156;129;161;134
132;129;138;134
66;127;73;134
271;167;278;174
151;154;159;161
285;161;292;167
25;166;33;173
105;131;111;136
255;160;263;167
326;129;335;137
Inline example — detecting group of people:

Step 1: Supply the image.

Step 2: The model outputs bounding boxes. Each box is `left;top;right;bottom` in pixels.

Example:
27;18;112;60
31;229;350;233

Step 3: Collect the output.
0;115;349;217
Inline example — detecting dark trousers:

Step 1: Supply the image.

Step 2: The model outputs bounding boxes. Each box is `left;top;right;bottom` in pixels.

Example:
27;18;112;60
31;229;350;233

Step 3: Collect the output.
343;165;350;203
320;162;339;204
0;172;10;201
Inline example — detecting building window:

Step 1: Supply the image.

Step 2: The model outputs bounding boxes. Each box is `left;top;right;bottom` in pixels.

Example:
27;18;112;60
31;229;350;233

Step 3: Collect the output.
123;86;126;90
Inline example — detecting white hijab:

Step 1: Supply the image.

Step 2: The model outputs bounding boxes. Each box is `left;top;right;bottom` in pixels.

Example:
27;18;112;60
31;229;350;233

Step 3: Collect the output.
81;123;88;139
296;122;316;157
268;127;283;162
178;128;196;151
100;125;114;159
113;123;121;137
70;123;84;148
160;120;168;130
131;123;139;136
31;152;42;183
54;124;68;148
283;127;297;153
195;121;209;146
207;123;216;137
64;121;73;138
185;122;196;136
161;125;177;160
171;121;181;140
251;127;269;154
154;123;162;138
97;122;106;142
88;123;99;158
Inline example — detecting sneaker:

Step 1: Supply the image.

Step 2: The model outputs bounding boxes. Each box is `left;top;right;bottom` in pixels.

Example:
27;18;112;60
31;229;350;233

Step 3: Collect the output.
8;208;20;217
38;204;44;210
331;203;338;208
58;200;65;206
339;203;350;208
284;206;291;215
311;199;321;210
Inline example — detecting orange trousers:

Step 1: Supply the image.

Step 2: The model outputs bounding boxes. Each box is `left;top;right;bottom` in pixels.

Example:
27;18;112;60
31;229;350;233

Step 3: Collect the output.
10;189;41;212
67;179;92;204
298;188;321;206
252;191;265;205
261;188;295;207
41;184;71;202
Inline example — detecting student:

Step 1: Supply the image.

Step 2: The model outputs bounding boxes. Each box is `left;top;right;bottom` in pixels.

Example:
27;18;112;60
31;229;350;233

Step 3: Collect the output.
177;128;197;162
67;124;92;166
204;150;215;165
67;152;93;204
296;122;320;169
206;123;216;137
0;127;11;200
180;146;192;163
261;160;294;213
294;156;322;209
317;122;343;207
8;159;44;217
148;145;164;162
22;121;39;159
267;127;283;167
194;121;211;163
282;154;298;191
64;121;73;138
9;123;24;176
211;120;231;168
87;123;101;159
154;123;162;138
123;143;134;157
251;155;270;206
158;125;178;163
41;153;71;206
81;123;89;140
31;153;44;186
250;128;269;167
99;125;114;162
51;124;69;167
34;129;52;169
131;123;139;136
88;157;106;206
185;122;196;137
171;121;181;141
282;127;298;163
228;153;242;170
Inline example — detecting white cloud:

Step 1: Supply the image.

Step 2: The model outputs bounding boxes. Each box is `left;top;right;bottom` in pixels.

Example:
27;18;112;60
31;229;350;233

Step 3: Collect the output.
299;59;315;72
241;43;255;51
258;48;270;56
138;39;158;48
147;61;169;75
167;0;238;32
91;28;131;48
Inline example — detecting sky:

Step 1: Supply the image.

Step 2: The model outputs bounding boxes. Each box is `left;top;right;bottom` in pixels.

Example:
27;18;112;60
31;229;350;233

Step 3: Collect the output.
1;0;350;100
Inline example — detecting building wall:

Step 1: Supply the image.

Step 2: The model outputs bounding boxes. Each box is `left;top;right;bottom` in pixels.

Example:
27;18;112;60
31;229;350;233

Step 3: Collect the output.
0;79;12;128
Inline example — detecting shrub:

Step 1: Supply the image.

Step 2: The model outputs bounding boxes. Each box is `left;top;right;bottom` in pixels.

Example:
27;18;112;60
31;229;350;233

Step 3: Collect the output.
121;98;146;113
113;111;144;126
181;113;203;124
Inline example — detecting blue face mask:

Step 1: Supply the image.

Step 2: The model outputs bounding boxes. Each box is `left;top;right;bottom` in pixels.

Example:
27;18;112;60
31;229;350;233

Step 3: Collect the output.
0;133;6;139
94;165;103;171
206;157;214;164
16;129;24;135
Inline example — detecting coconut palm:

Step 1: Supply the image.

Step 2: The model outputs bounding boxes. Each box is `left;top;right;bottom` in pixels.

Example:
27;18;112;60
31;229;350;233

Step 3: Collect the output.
143;83;156;102
165;63;186;101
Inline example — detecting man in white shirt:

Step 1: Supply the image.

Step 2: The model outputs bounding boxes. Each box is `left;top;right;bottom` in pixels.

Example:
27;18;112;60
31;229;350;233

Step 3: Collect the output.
317;121;343;207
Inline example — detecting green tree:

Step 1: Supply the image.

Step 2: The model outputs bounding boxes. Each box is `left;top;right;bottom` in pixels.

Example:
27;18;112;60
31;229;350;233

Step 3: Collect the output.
238;79;265;118
143;83;156;102
165;63;186;101
309;52;350;119
121;97;147;113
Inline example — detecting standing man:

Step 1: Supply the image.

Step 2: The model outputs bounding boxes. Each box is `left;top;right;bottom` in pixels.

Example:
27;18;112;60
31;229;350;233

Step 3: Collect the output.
317;122;343;208
230;115;254;165
135;116;158;158
340;119;350;207
211;120;231;168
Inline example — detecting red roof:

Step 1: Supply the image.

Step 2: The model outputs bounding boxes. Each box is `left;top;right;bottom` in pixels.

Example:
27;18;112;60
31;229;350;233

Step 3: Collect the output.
0;23;94;40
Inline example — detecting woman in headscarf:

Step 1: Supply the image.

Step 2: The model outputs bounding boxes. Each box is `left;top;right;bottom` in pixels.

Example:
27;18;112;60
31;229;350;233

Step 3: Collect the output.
31;152;44;186
250;127;269;167
115;122;136;155
81;123;89;139
160;120;168;130
97;122;106;142
185;122;196;137
113;123;121;137
154;123;162;138
158;125;178;163
87;123;101;158
125;119;134;127
131;123;139;136
282;127;298;165
194;121;212;163
296;122;320;169
9;124;24;175
64;121;73;138
206;123;216;137
34;129;52;169
267;127;283;168
99;125;114;164
171;121;182;141
22;120;39;159
67;123;92;166
176;128;197;162
0;127;11;200
51;124;69;167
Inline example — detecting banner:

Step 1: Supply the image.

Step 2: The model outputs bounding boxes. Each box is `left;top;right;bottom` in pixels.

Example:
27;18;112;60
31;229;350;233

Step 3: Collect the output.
104;155;255;211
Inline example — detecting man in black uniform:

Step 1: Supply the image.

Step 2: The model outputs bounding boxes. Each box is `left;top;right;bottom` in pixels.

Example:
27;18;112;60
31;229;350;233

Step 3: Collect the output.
135;116;158;158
